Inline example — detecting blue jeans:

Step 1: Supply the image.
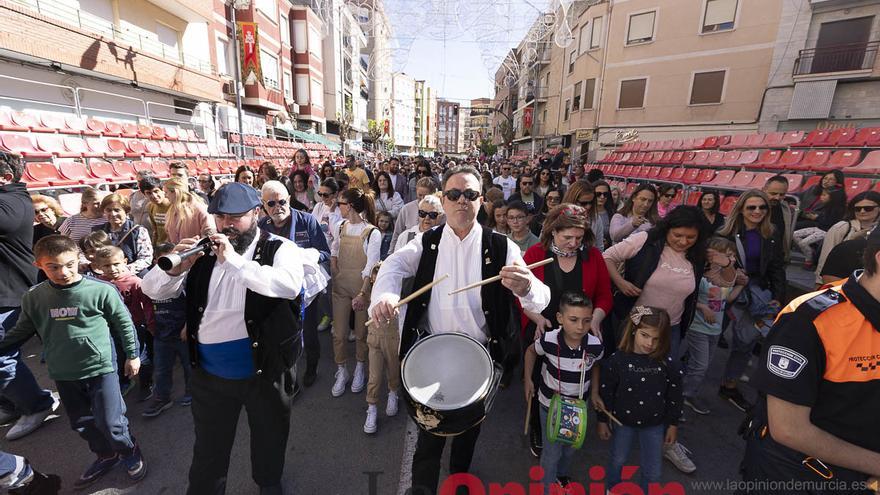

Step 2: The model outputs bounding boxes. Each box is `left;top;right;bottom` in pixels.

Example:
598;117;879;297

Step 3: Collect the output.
55;372;135;457
723;304;761;383
607;424;664;494
669;324;682;362
539;405;577;484
153;338;192;401
682;331;720;399
0;308;54;415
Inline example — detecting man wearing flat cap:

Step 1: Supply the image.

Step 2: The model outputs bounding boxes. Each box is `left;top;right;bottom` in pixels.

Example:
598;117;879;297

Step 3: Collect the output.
143;182;320;494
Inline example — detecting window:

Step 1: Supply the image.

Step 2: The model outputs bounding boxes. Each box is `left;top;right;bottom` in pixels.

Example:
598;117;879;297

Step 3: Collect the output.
260;50;279;89
584;78;596;109
293;21;306;53
591;17;602;48
216;38;230;76
563;100;571;121
296;74;310;105
702;0;737;33
280;14;290;45
568;50;576;73
256;0;276;21
283;71;293;100
690;70;725;105
578;24;590;55
626;11;656;45
618;78;647;109
572;82;582;111
311;79;324;107
308;27;322;59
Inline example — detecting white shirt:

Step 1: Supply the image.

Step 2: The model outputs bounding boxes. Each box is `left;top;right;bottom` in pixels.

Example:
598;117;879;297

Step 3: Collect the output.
369;223;550;344
311;202;343;246
141;234;309;346
390;200;420;249
330;220;382;279
493;175;516;200
395;224;422;253
376;191;404;219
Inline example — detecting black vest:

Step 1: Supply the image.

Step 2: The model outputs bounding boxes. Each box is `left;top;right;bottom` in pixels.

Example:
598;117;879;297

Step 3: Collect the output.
94;219;146;276
184;231;302;382
399;225;519;366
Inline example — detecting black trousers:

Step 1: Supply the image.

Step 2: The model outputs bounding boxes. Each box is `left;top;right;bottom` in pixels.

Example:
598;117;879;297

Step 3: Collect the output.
303;297;320;374
411;424;482;495
186;367;293;494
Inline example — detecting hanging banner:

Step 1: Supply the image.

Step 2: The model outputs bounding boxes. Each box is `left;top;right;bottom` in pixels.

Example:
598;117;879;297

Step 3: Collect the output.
237;22;264;87
522;107;533;137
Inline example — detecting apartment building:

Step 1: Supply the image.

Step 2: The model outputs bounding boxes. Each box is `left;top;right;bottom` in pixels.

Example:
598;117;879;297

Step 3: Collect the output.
413;80;437;154
349;0;393;124
457;105;470;154
760;0;880;131
436;99;461;154
492;51;519;152
465;97;493;151
391;72;415;150
0;0;221;138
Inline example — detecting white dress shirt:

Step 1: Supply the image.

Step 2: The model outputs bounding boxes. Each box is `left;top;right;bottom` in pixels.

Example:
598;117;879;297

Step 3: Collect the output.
141;234;309;346
369;223;550;344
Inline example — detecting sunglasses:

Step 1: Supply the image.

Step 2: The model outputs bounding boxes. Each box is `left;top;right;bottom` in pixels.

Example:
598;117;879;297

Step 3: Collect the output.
418;210;440;219
854;205;878;213
507;215;527;222
663;193;675;199
744;204;769;211
317;192;334;198
443;189;481;201
597;191;611;197
265;199;288;208
521;181;533;186
34;207;52;214
577;200;593;207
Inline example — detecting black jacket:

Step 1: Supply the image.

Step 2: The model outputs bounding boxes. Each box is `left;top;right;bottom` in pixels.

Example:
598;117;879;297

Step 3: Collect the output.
727;227;786;302
0;182;37;311
184;232;302;382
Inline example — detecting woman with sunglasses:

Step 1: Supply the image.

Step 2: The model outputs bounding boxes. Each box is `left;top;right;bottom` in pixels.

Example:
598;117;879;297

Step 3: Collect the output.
657;185;678;218
329;188;381;399
520;204;612;457
814;191;880;285
563;181;605;251
535;169;556;198
394;194;443;252
593;180;615;248
609;184;659;244
31;194;66;246
197;173;216;202
717;189;786;412
529;188;562;236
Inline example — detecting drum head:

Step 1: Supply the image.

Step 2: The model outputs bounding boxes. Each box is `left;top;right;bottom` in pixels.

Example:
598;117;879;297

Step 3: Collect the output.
402;333;493;411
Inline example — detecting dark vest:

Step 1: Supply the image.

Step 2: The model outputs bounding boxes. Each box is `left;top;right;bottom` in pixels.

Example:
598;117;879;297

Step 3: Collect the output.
399;225;519;367
184;231;302;382
94;219;145;276
616;236;704;332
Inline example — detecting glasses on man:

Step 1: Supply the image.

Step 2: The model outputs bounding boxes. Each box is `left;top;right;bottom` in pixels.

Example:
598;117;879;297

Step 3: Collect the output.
520;181;534;186
744;204;769;212
443;189;481;201
265;199;288;208
854;205;878;213
418;210;440;219
507;214;527;223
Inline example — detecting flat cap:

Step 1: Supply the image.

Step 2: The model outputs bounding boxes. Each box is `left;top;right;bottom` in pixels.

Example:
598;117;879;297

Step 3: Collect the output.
208;182;261;215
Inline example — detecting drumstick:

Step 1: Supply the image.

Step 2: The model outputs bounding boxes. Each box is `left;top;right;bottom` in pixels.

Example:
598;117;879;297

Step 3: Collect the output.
447;258;553;295
365;274;449;327
599;405;623;427
523;396;532;436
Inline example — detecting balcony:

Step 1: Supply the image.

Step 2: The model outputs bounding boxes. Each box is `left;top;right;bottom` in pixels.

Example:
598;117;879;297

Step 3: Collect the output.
793;41;878;78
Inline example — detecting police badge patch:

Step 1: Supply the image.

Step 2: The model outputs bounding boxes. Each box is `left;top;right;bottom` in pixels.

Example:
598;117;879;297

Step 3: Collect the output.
767;345;808;379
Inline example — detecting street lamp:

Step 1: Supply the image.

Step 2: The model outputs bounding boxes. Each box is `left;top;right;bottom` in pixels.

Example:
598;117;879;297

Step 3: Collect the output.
228;0;251;159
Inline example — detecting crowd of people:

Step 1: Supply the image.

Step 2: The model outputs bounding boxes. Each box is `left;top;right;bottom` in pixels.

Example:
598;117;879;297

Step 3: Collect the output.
0;146;878;495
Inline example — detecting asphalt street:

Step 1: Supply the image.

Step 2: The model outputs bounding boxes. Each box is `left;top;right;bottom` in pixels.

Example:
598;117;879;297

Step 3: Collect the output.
2;328;752;494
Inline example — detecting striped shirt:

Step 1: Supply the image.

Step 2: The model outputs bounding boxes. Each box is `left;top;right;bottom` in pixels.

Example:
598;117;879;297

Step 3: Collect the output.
59;214;108;244
534;329;604;408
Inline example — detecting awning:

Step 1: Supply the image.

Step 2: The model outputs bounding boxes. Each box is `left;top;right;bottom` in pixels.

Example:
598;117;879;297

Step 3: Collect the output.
277;128;341;151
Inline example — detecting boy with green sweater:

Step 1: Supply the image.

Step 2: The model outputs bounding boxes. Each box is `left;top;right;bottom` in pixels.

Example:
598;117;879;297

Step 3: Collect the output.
0;235;147;488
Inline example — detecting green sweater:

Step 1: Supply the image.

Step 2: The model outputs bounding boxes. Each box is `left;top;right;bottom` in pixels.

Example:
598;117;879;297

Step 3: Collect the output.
0;277;138;381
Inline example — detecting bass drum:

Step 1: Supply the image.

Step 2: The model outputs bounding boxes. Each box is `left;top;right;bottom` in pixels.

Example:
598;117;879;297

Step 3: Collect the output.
400;332;502;436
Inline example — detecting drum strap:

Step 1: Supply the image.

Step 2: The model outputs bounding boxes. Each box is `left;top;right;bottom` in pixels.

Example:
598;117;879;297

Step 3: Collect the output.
556;344;588;399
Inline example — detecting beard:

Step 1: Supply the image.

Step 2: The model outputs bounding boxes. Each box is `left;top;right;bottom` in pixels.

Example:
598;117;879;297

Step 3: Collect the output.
222;222;258;254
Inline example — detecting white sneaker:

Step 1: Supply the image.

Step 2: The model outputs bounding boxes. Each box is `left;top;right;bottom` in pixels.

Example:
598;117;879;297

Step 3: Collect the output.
364;404;378;434
664;441;697;473
351;362;366;393
331;366;349;397
386;392;399;417
347;329;356;342
7;395;59;441
317;316;332;332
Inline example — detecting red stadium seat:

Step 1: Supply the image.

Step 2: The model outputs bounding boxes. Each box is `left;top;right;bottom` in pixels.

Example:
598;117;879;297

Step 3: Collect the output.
185;142;200;158
706;151;726;167
817;150;861;171
685;192;701;206
25;162;78;186
752;150;782;168
800;175;822;194
0;109;28;131
826;128;856;147
0;133;52;159
624;182;638;197
845;150;880;174
132;161;153;174
746;172;775;189
760;132;788;148
88;159;116;181
10;111;48;132
121;123;139;138
87;138;123;159
794;150;831;171
151;126;166;140
112;161;137;181
682;168;702;184
669;139;685;150
657;167;673;180
65;116;96;135
791;129;831;147
159;141;175;158
844;127;880;147
779;131;807;147
783;174;805;193
704;169;735;186
715;135;731;148
107;139;129;158
721;151;741;166
85;118;106;135
143;141;161;157
151;160;170;178
722;134;750;149
38;112;67;133
136;124;152;139
844;178;872;200
719;195;738;216
777;150;806;170
62;137;96;158
57;161;103;185
172;141;188;158
745;133;766;148
737;150;760;167
669;168;686;181
102;120;123;137
728;171;755;189
125;140;146;158
164;127;179;141
36;135;80;158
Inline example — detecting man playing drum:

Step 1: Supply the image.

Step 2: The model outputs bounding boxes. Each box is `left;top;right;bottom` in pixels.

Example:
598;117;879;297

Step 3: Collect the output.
370;164;551;495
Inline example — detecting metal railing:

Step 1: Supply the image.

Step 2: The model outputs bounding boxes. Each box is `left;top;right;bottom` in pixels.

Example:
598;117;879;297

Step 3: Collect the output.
793;41;879;75
10;0;216;75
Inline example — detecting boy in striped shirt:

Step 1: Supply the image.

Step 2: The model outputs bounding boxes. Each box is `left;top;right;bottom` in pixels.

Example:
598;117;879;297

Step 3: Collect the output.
524;291;603;488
